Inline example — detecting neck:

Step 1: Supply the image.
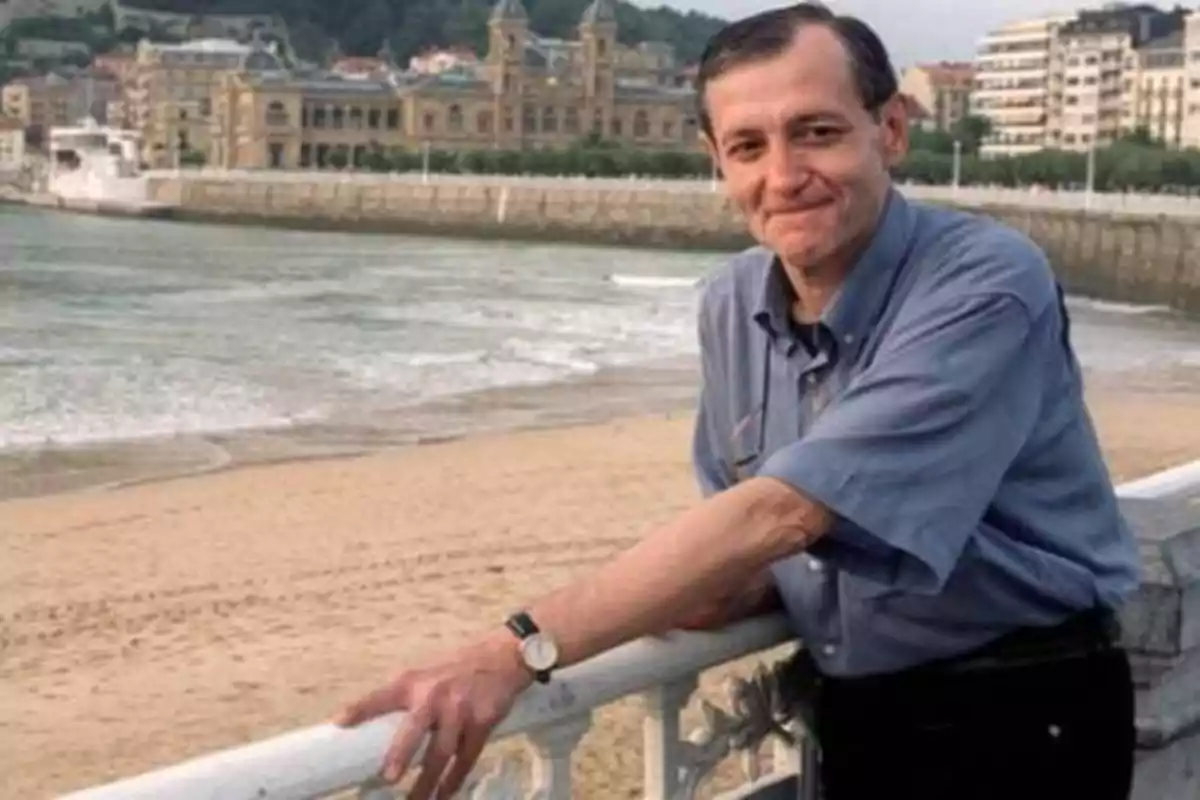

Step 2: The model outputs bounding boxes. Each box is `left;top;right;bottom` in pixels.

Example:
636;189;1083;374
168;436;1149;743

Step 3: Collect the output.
779;193;888;323
779;259;850;324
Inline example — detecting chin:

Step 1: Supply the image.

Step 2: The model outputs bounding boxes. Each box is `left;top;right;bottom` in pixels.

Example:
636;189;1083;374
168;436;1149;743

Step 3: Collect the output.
772;232;833;268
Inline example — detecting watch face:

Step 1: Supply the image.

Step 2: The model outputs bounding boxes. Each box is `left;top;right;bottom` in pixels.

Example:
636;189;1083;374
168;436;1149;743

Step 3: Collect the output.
520;633;559;672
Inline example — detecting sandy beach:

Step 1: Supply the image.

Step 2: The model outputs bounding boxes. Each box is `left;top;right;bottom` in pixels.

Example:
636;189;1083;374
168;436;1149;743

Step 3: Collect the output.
2;381;1199;799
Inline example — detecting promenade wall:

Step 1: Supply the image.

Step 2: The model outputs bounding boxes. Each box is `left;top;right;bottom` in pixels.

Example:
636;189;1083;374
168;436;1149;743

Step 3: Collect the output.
146;173;1200;315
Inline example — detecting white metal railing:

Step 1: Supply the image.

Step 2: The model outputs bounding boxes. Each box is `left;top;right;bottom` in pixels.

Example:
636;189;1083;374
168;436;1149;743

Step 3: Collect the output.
60;616;810;800
58;461;1200;800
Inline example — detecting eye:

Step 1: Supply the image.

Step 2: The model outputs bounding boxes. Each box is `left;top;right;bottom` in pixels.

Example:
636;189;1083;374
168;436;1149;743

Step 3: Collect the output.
796;125;843;145
725;140;765;161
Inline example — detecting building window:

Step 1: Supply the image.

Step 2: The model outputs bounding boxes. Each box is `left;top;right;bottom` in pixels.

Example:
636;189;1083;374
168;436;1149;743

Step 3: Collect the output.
313;106;327;128
332;106;344;129
564;107;579;134
662;119;675;139
522;103;537;133
448;104;463;132
352;144;366;168
386;108;399;129
503;112;514;132
349;107;364;129
541;106;557;133
610;116;623;136
268;141;284;168
633;110;650;138
265;100;288;127
300;143;312;167
592;112;603;134
316;143;330;167
368;108;381;129
477;110;493;134
423;110;436;132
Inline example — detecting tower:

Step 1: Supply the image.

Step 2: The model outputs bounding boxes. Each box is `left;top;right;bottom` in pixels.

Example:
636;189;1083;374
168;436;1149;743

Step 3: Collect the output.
488;0;528;96
579;0;617;134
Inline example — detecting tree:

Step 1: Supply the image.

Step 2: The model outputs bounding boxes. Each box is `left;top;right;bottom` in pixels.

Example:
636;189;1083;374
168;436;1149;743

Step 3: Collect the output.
950;115;992;155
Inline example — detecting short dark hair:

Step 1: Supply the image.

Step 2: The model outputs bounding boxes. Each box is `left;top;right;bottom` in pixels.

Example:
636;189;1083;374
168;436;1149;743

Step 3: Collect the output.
694;3;898;137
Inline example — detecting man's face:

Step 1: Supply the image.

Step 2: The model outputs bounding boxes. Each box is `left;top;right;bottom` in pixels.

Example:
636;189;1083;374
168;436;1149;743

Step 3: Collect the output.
702;26;908;271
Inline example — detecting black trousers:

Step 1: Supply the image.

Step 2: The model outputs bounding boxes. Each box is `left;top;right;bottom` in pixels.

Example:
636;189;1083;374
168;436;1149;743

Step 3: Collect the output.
813;635;1136;799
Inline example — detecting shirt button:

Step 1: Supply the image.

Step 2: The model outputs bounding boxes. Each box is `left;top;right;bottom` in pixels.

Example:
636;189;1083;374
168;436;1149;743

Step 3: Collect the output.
843;333;856;344
806;373;817;385
822;644;838;657
807;557;823;573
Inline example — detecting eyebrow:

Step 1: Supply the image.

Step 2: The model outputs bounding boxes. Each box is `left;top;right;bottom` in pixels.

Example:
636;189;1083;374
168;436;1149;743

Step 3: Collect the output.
720;112;851;144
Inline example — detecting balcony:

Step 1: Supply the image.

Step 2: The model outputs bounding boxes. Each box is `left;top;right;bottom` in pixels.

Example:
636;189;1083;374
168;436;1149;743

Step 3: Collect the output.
55;459;1200;800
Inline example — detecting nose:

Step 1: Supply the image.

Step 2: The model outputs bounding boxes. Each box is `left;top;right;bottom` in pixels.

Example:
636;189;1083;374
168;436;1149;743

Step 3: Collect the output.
762;141;810;198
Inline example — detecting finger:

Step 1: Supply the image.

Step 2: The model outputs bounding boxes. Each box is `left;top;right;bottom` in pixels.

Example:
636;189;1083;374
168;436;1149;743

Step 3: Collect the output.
407;711;464;800
382;709;437;785
436;726;492;800
334;681;407;728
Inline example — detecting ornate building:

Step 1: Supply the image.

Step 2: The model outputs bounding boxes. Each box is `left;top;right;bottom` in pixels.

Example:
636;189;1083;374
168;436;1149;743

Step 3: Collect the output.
208;0;699;170
123;37;284;168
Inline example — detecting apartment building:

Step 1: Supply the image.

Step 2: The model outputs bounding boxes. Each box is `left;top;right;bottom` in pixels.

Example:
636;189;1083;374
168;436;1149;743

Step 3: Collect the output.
0;69;116;131
1047;4;1187;151
0;114;25;170
972;15;1071;156
125;37;283;167
898;62;974;132
1180;12;1200;148
1126;28;1186;147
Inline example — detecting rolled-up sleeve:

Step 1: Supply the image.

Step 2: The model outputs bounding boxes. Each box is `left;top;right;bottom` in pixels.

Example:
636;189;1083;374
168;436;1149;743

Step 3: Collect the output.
692;302;734;498
759;291;1046;594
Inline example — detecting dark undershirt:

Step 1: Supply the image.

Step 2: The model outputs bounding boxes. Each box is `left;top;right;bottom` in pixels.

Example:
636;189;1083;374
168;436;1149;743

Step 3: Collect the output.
790;320;821;359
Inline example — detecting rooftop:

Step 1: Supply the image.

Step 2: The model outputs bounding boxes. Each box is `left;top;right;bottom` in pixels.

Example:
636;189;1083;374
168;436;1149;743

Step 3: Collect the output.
912;61;976;88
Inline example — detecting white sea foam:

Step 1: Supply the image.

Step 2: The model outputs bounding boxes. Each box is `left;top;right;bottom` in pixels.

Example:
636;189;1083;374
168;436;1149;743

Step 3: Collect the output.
606;273;700;289
4;207;1197;455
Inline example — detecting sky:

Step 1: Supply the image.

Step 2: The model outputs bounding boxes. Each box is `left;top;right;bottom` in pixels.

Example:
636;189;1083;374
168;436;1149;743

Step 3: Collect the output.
660;0;1173;70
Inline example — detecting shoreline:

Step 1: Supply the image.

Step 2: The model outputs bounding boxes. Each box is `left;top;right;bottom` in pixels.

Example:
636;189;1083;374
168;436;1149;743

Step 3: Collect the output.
3;360;1198;508
0;358;702;504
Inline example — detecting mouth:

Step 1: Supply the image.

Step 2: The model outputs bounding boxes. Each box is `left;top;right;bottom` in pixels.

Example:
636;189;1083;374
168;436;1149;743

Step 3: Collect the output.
766;198;834;220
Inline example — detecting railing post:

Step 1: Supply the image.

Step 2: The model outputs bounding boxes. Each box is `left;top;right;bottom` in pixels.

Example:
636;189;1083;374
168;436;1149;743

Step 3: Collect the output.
641;676;700;799
526;713;593;800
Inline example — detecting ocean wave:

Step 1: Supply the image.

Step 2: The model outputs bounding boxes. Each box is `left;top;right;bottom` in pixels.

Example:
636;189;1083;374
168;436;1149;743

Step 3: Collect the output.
1066;296;1173;316
0;361;322;453
605;274;700;289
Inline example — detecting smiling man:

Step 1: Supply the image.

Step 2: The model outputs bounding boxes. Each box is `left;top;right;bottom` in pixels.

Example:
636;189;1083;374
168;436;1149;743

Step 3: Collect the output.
335;5;1141;799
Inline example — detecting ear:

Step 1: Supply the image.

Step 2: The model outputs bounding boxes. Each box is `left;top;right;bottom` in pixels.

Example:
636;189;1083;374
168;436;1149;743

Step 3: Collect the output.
700;133;724;180
877;94;910;169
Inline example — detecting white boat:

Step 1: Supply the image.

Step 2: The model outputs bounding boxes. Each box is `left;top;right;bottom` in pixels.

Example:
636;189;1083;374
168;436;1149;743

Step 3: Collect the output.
31;117;175;218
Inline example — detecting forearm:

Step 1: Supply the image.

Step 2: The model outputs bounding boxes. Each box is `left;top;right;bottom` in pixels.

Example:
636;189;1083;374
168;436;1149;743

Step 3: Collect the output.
515;477;830;669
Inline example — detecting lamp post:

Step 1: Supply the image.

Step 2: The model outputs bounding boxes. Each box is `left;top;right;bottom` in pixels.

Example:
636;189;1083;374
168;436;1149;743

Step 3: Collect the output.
952;139;962;196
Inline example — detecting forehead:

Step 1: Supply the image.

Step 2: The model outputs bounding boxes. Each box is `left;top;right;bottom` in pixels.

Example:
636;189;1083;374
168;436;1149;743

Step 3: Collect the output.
704;26;861;135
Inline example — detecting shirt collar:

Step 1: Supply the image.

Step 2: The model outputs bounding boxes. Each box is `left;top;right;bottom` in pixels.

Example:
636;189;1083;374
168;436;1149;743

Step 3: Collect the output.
753;187;916;353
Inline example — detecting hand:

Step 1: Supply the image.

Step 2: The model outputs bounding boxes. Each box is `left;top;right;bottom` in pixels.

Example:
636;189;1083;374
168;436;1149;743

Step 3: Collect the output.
333;634;533;800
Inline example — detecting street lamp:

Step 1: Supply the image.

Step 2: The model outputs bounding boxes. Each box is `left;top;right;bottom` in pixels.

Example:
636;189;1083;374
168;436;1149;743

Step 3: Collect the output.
952;139;962;195
1084;139;1096;211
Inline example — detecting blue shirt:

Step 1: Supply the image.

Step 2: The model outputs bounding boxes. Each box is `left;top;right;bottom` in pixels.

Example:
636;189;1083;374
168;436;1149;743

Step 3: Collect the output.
692;188;1141;678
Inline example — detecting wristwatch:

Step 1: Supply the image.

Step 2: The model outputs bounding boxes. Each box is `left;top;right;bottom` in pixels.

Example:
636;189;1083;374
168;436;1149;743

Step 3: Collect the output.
504;611;560;684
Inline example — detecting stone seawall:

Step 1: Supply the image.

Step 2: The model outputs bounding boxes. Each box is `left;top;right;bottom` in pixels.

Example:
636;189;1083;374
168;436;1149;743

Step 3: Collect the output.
147;174;1200;315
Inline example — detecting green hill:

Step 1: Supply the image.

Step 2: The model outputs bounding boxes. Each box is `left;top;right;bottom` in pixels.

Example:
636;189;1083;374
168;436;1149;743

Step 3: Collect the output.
116;0;728;65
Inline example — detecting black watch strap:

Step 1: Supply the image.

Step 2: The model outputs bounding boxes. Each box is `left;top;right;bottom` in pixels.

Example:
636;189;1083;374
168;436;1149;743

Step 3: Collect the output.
505;610;554;683
505;610;540;640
